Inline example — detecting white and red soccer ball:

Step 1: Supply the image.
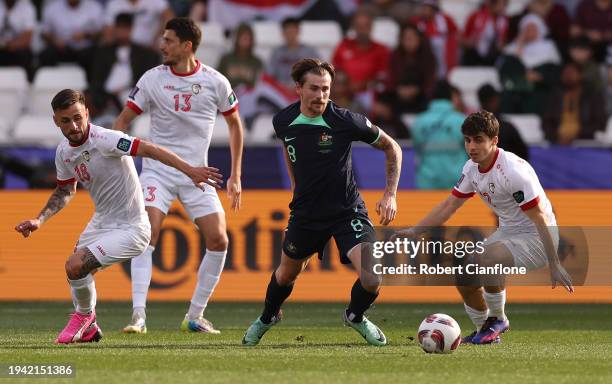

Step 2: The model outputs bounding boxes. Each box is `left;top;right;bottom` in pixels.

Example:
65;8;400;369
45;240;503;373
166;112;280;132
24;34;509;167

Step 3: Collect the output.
417;313;461;354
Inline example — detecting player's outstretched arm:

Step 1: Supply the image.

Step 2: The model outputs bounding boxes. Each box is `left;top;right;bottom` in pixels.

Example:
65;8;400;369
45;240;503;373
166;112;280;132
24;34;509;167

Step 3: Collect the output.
523;204;574;293
15;182;77;238
394;195;467;239
370;129;402;225
223;110;244;211
113;107;139;132
135;139;223;189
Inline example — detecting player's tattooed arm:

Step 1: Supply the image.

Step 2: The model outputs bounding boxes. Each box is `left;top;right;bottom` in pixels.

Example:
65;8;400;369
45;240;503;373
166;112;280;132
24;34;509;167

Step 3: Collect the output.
15;182;76;238
370;128;402;197
37;182;77;224
370;128;402;225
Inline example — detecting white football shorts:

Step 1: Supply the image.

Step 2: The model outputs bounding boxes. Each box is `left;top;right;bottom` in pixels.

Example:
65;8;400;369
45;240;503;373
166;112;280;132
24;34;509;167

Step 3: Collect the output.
77;222;151;267
139;170;224;221
483;227;560;271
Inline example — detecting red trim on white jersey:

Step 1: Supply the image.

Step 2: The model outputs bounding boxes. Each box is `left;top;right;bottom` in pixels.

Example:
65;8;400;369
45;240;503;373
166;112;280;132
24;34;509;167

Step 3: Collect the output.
57;178;76;186
221;104;239;116
520;196;540;211
478;148;499;174
130;138;141;156
451;189;475;199
170;60;201;77
126;100;143;115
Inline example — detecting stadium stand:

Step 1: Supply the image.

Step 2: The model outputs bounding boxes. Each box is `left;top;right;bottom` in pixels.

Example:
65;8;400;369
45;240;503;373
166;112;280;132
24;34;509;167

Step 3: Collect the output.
298;21;342;62
502;114;545;144
252;20;283;65
29;66;87;116
12;115;63;147
372;17;399;48
248;114;275;145
0;67;29;125
211;114;232;145
0;117;10;144
197;22;227;67
448;66;501;110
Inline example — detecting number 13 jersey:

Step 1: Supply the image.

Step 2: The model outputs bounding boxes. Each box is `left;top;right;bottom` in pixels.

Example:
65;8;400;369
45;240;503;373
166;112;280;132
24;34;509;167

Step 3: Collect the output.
126;61;238;185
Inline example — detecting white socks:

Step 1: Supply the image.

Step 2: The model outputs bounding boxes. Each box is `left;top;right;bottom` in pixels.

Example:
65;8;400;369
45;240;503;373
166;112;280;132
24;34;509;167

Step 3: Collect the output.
464;303;488;331
187;249;227;320
484;290;507;321
131;246;154;319
69;274;96;314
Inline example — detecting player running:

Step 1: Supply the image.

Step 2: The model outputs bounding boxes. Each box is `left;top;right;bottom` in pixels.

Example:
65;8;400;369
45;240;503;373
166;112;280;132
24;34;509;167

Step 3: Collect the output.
14;89;223;344
242;58;402;346
113;18;244;334
394;111;573;344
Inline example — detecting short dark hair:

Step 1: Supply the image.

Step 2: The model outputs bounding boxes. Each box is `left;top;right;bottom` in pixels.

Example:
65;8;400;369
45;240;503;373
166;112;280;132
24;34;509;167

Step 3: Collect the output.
165;17;201;53
461;110;499;139
282;17;300;29
291;58;335;85
431;80;453;100
51;89;86;111
115;12;133;27
477;83;499;107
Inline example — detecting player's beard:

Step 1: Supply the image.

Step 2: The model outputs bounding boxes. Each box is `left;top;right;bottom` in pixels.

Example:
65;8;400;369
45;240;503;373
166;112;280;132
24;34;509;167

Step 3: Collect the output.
310;100;326;115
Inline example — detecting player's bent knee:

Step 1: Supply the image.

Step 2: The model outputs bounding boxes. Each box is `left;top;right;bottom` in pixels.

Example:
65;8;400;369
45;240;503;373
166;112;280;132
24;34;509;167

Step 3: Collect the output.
206;233;228;251
275;266;301;286
360;279;380;294
65;258;85;280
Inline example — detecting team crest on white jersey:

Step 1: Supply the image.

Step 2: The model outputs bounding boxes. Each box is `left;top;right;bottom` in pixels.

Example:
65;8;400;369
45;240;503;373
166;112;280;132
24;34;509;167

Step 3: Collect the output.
488;183;495;193
192;84;201;94
82;151;91;162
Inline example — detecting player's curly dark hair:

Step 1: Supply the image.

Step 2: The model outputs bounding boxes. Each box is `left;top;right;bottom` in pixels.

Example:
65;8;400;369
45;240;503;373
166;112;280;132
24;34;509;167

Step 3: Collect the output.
461;110;499;139
291;58;335;85
165;17;201;53
51;89;86;111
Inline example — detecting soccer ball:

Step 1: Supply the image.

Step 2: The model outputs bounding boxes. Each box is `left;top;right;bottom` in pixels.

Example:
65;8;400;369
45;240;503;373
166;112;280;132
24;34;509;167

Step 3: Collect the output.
417;313;461;354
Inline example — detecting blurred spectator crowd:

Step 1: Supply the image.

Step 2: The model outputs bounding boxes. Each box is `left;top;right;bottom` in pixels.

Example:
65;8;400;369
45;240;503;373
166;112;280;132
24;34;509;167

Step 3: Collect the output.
0;0;611;153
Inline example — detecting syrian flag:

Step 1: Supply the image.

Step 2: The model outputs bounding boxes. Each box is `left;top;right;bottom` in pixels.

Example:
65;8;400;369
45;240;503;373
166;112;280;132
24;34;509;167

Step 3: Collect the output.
237;73;299;120
209;0;318;30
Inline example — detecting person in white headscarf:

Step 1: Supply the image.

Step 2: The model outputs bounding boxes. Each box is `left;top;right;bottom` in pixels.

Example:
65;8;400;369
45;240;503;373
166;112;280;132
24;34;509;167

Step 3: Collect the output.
499;13;561;114
504;13;561;68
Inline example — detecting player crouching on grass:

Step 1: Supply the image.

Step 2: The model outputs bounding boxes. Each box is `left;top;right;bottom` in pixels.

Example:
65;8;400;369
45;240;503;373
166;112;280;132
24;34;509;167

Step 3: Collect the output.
242;59;402;346
14;89;223;344
394;111;573;345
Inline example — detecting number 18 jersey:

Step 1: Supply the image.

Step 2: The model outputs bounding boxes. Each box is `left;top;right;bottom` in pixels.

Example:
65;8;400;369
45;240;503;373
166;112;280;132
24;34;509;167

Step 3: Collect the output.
54;124;148;229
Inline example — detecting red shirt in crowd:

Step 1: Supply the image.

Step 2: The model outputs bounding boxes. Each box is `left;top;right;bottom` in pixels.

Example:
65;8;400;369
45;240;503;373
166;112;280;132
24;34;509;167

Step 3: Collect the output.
332;38;390;92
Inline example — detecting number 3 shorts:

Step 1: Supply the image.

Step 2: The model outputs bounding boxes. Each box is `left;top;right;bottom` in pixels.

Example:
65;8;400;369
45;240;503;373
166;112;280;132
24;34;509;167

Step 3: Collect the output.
140;170;224;221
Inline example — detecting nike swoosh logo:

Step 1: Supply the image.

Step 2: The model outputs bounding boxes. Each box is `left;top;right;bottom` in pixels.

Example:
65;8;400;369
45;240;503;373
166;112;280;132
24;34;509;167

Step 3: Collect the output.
355;233;368;239
284;137;296;142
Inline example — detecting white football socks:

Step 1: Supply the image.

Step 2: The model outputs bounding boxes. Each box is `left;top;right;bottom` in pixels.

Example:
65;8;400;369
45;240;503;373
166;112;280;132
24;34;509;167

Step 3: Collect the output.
464;303;489;331
69;273;96;314
131;246;154;320
484;290;507;321
187;249;227;320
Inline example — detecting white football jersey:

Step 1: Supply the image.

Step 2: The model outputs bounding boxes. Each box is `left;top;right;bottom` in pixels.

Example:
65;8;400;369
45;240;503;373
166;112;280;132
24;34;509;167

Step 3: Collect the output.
452;148;556;232
55;124;148;229
126;61;238;185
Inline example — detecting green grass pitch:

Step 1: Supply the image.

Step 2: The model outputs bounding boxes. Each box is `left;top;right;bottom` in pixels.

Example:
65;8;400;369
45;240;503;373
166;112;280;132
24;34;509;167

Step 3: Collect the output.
1;302;611;383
